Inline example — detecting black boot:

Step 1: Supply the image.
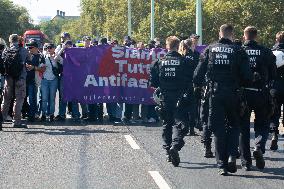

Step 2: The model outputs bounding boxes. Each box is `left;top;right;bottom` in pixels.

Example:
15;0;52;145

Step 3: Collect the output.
0;123;2;131
227;156;237;173
169;147;180;167
204;143;214;158
166;149;172;162
270;134;278;151
253;148;265;169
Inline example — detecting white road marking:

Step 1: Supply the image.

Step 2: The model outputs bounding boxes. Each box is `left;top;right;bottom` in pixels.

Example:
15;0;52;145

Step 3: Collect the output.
124;135;140;149
149;171;171;189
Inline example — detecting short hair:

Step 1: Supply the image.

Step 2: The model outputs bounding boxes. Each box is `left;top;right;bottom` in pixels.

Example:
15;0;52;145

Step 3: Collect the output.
9;34;19;43
244;26;258;40
220;24;234;38
166;36;180;50
178;39;192;55
276;31;284;43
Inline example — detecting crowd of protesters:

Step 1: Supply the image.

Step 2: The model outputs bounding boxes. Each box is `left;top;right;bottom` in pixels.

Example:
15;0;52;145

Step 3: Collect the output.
0;32;201;129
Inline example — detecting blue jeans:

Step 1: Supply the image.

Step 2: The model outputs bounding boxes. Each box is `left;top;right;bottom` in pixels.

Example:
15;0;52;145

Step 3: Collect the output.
27;82;38;117
41;78;58;116
80;103;88;116
58;76;80;118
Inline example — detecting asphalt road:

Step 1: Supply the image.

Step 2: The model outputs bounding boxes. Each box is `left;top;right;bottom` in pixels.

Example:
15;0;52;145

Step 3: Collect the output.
0;120;283;189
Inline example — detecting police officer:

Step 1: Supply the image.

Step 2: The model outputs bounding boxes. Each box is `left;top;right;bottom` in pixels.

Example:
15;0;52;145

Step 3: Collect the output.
194;24;252;175
269;31;284;150
199;85;214;158
150;36;195;167
178;39;200;136
240;26;277;171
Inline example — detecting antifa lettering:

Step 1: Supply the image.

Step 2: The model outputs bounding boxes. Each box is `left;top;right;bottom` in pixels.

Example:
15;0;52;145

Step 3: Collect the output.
84;46;167;89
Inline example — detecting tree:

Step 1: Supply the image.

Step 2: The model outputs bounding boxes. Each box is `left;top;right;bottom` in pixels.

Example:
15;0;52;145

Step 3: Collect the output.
0;0;34;41
76;0;284;46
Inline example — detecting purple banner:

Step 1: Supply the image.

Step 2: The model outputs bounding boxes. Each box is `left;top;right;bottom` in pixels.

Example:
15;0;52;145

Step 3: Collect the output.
63;45;206;104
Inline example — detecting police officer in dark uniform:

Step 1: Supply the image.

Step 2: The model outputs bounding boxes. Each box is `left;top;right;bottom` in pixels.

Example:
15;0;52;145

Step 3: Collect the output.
150;36;195;167
199;84;214;158
178;39;200;136
194;24;252;175
188;35;203;135
269;31;284;150
240;26;277;171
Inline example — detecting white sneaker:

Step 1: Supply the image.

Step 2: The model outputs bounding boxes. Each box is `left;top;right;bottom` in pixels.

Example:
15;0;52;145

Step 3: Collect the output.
148;118;156;123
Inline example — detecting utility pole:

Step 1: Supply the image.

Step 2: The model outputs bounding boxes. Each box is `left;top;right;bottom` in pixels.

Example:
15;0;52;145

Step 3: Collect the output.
128;0;132;37
196;0;202;45
150;0;155;40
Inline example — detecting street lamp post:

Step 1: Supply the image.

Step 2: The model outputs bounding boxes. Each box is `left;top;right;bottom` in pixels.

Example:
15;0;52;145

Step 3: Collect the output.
128;0;132;37
196;0;202;45
151;0;155;40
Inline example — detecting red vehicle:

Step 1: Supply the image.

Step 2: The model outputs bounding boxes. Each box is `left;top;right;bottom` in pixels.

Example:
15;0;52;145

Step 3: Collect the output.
23;30;47;49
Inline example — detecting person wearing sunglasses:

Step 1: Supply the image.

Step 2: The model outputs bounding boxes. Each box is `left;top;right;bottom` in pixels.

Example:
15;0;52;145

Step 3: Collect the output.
40;43;62;122
25;39;46;122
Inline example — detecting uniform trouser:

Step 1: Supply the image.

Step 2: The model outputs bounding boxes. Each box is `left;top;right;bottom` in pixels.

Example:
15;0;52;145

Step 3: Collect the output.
208;89;240;168
200;97;212;145
161;90;191;151
189;96;198;132
239;90;270;165
270;79;284;135
2;77;26;125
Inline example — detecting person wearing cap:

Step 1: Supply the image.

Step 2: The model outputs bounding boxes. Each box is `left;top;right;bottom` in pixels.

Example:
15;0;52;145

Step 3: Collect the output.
1;34;29;128
25;39;46;122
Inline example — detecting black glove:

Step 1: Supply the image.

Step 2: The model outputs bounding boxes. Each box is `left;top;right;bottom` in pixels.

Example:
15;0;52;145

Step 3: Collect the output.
194;87;202;99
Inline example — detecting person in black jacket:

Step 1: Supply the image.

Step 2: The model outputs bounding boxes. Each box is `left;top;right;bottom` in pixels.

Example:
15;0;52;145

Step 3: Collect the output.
270;31;284;150
193;24;252;175
150;36;196;167
178;39;200;136
240;26;277;171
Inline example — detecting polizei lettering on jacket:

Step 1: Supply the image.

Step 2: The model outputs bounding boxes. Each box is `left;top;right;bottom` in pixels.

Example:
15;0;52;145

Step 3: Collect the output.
211;47;233;53
246;50;261;56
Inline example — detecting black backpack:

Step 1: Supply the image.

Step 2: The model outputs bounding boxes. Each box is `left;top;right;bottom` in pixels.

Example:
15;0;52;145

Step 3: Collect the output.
3;47;23;79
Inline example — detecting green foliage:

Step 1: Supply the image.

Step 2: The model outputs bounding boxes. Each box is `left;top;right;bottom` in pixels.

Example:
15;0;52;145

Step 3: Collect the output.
77;0;284;47
39;19;66;44
0;0;34;41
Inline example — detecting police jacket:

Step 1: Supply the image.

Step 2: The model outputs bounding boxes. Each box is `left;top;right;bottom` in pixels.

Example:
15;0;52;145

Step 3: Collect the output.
242;40;276;88
193;38;252;89
272;43;284;79
183;50;199;87
150;51;193;90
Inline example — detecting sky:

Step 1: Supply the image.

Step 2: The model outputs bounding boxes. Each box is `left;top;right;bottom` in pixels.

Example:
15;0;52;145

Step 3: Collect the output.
11;0;81;24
